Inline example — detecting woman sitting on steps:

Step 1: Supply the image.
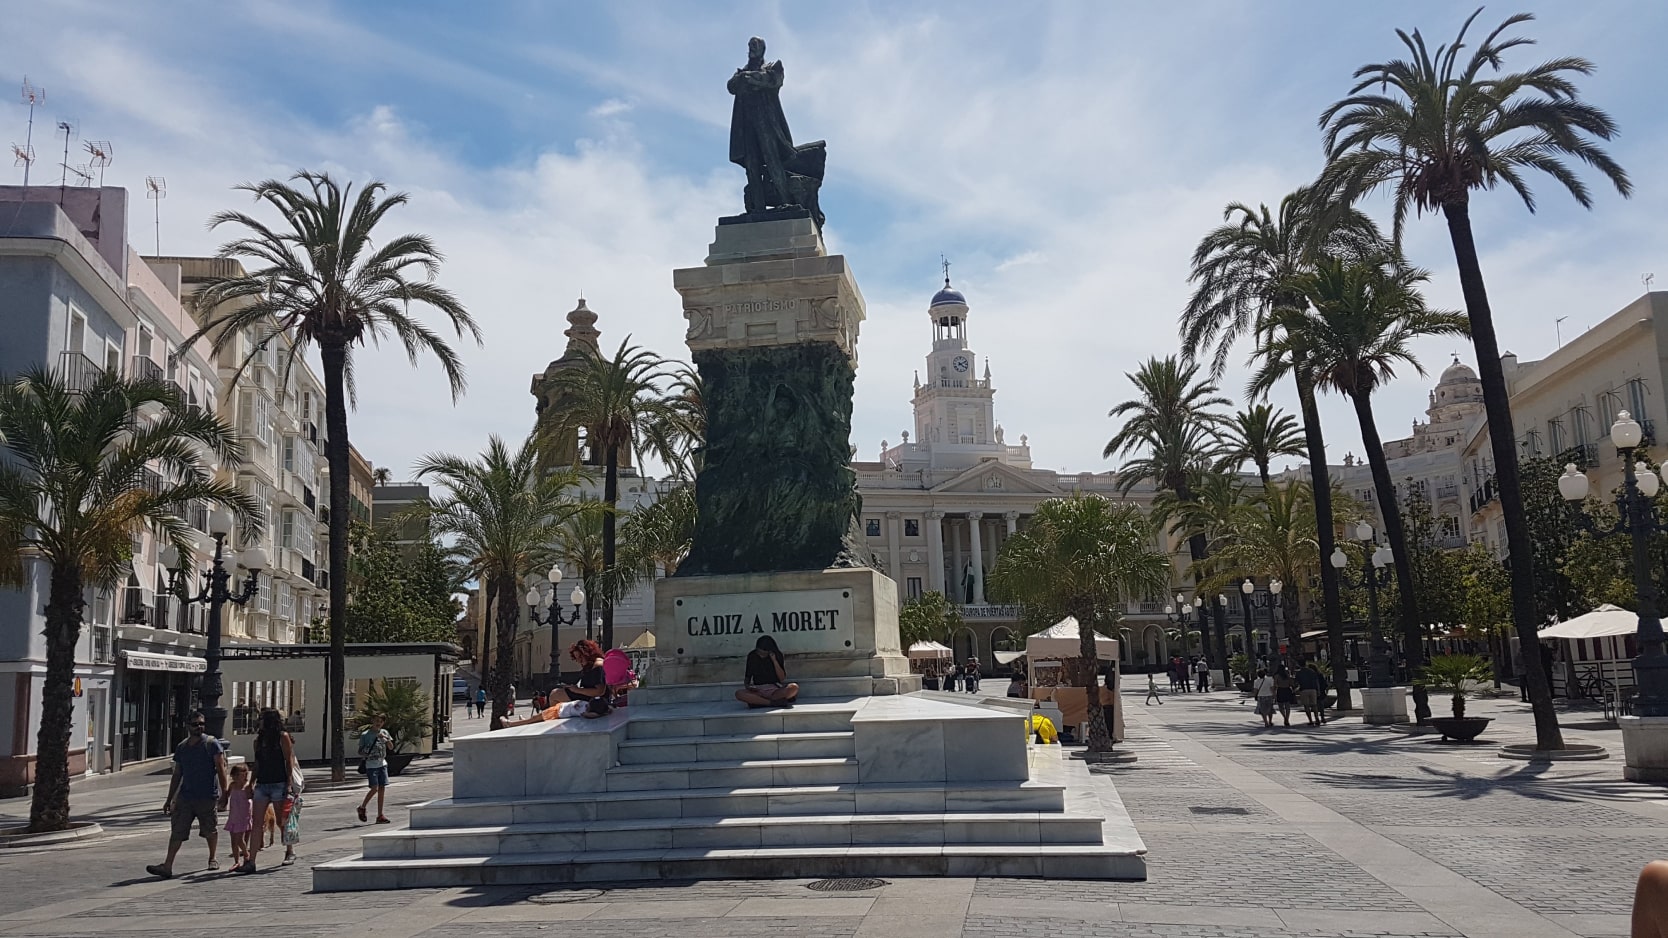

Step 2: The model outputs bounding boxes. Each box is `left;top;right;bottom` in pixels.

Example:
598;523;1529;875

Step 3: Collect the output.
736;636;799;709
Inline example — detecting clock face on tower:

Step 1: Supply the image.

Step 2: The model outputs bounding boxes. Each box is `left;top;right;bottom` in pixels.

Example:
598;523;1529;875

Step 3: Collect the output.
953;356;970;373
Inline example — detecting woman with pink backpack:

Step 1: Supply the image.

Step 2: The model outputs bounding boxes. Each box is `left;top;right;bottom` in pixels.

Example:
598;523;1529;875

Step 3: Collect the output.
501;642;639;726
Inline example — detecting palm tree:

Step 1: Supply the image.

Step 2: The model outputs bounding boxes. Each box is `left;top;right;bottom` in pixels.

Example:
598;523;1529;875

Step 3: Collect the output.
1317;8;1630;748
371;467;392;486
988;495;1169;752
0;368;258;832
1153;469;1242;670
1180;185;1383;710
1219;404;1307;487
184;171;479;779
415;435;579;729
1104;357;1229;674
618;483;697;580
535;340;685;650
549;501;610;641
1256;257;1469;719
1209;482;1324;662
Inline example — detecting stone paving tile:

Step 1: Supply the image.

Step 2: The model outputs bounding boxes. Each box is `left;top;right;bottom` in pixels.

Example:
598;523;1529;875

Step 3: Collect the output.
1257;767;1668;829
423;918;860;938
965;917;1460;938
978;831;1424;912
1386;829;1663;915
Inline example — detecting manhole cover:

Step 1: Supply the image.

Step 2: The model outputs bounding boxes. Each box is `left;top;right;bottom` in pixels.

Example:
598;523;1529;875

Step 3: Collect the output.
807;877;888;892
1189;806;1250;816
526;888;607;904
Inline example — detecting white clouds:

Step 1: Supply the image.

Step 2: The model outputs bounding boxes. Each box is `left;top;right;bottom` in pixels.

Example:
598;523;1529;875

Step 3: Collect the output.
3;1;1664;485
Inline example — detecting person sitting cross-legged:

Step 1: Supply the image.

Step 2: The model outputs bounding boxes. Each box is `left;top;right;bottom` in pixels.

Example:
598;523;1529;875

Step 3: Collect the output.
736;636;798;709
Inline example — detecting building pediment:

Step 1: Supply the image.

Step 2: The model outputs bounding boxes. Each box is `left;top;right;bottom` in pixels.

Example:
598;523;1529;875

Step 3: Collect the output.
930;460;1060;496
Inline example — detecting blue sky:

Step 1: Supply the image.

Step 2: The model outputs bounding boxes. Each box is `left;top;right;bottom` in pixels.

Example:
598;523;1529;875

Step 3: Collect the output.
7;1;1666;479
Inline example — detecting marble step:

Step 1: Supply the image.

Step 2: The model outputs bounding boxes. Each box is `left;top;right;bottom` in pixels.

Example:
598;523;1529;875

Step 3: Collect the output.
616;731;855;765
629;677;878;706
313;843;1148;891
411;780;1068;828
625;704;857;740
606;757;858;791
364;810;1108;859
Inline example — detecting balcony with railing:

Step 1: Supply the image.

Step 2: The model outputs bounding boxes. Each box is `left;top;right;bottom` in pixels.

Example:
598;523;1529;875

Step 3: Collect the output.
1435;483;1459;499
1559;444;1600;470
57;351;105;394
1644;419;1658;447
1468;477;1498;515
130;355;163;383
91;625;114;664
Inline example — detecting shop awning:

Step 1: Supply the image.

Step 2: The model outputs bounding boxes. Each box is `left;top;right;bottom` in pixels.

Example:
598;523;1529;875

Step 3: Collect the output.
1538;605;1639;640
994;650;1025;665
908;641;953;659
1025;617;1117;660
122;650;206;672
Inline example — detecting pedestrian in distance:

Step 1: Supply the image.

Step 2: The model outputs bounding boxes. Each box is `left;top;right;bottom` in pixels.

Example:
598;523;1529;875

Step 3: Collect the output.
1296;662;1324;725
1274;667;1297;727
1145;670;1164;706
474;686;486;719
1252;668;1276;728
1195;657;1210;693
964;657;982;694
243;707;298;872
146;710;228;878
356;714;395;824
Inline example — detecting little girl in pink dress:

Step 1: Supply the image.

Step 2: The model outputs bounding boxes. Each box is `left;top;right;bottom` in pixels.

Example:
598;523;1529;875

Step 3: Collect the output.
224;764;254;867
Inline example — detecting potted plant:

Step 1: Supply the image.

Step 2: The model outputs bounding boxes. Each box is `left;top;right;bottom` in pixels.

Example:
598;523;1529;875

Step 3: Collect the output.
1420;654;1494;742
353;679;433;775
1230;653;1255;693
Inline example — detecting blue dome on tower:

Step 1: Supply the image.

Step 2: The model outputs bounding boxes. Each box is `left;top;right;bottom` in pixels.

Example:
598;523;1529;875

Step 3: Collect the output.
930;281;966;308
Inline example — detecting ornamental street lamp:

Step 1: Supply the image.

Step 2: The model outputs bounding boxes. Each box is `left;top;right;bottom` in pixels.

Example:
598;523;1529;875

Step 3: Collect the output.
1236;578;1283;663
1330;522;1395;689
1559;409;1668;717
162;507;266;742
1165;592;1191;655
525;564;586;680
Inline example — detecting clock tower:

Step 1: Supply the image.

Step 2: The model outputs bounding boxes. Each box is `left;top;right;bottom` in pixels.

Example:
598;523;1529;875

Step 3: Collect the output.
911;274;998;457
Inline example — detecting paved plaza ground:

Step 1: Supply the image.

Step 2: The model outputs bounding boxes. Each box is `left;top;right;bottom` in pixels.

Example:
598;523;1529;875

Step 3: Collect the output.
0;689;1659;938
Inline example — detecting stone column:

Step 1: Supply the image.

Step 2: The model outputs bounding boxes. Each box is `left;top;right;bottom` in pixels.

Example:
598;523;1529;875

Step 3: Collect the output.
925;510;946;594
967;511;986;604
950;519;964;602
885;511;903;585
1005;510;1020;536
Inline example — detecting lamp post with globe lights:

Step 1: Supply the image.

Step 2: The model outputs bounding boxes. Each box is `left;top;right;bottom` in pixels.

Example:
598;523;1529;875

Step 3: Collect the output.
524;565;587;683
1558;410;1668;723
1330;522;1396;690
161;507;266;742
1236;578;1283;664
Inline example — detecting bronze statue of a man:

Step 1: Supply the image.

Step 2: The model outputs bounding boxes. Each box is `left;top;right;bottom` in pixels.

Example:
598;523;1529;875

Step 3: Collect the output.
728;37;796;214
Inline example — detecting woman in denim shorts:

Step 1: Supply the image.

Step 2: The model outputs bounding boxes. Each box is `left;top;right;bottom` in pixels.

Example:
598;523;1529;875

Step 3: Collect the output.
241;708;297;872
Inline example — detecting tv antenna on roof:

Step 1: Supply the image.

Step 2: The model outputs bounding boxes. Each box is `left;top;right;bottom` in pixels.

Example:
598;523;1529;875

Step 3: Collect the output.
15;77;44;187
145;176;166;255
65;163;91;187
83;140;112;187
54;118;76;204
1647;273;1657;292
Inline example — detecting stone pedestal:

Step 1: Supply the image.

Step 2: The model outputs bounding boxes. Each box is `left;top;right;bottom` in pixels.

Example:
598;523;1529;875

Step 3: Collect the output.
649;567;916;693
1360;686;1409;725
1621;715;1668;781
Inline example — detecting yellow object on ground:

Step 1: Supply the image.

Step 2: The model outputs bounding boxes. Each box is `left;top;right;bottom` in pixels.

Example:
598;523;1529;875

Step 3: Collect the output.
1027;713;1058;744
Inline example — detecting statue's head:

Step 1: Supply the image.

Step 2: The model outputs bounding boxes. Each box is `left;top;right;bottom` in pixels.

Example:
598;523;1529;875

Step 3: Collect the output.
747;36;766;65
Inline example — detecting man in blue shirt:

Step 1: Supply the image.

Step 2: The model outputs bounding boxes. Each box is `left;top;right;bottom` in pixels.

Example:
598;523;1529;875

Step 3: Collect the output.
146;711;228;878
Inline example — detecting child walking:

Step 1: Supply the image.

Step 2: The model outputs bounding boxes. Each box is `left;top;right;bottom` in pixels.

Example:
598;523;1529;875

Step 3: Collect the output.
1145;670;1164;706
224;764;254;868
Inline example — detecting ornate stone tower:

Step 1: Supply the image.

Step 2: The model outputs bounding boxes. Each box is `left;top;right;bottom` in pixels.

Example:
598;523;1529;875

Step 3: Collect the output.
911;276;997;448
529;298;632;471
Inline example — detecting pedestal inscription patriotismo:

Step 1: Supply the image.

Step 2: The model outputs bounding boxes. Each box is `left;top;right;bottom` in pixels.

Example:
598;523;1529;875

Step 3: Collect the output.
672;588;856;657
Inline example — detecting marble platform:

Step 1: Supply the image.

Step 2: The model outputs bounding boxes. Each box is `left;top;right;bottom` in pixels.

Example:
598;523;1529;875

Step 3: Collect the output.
312;691;1146;890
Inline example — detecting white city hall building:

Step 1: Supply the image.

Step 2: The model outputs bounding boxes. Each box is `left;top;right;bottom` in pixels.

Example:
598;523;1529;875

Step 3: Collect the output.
853;279;1195;665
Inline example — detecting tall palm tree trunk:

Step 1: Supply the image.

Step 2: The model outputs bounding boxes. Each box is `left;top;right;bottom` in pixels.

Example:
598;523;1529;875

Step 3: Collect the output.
1442;201;1563;749
1350;389;1430;721
601;447;619;650
1077;605;1112;752
321;342;352;781
491;573;520;730
1295;366;1352;710
28;565;82;832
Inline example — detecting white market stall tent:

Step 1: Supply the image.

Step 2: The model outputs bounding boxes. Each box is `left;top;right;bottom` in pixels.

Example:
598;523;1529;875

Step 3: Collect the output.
1534;604;1639;707
1024;617;1122;743
907;640;955;682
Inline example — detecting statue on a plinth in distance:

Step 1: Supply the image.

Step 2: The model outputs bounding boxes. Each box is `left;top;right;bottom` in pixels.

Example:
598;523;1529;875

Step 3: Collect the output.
727;36;826;227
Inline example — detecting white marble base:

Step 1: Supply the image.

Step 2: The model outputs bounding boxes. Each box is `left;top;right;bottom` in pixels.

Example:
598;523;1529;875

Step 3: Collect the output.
1360;686;1410;725
1621;715;1668;781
